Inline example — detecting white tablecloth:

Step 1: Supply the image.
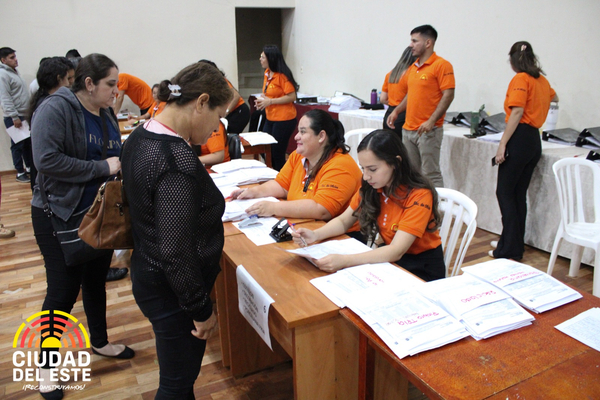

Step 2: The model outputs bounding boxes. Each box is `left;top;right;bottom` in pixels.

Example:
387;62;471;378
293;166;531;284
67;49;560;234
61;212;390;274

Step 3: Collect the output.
339;110;595;266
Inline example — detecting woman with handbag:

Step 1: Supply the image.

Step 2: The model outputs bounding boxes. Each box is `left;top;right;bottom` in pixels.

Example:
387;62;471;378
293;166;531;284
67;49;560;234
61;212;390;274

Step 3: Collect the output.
121;62;231;399
31;53;134;400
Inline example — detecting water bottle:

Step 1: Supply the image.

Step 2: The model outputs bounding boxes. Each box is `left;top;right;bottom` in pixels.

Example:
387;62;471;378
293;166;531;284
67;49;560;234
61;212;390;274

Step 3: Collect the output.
544;102;559;131
371;89;377;105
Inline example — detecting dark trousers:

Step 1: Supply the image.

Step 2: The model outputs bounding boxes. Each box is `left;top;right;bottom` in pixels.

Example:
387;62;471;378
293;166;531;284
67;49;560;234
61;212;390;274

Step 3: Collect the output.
4;116;32;174
32;206;113;348
494;123;541;260
133;276;207;399
383;106;406;140
263;118;297;171
226;103;250;134
395;245;445;282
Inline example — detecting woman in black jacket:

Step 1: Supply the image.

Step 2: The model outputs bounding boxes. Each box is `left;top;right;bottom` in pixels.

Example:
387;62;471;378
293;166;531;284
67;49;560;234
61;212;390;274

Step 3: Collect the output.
122;61;231;399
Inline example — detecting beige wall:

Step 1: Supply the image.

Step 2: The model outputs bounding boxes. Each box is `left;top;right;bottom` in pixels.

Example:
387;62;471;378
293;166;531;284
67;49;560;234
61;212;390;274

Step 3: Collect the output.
1;0;598;171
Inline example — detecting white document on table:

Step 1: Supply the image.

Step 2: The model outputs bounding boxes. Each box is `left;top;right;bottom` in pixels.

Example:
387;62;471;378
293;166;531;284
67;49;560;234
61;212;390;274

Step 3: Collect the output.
555;307;600;351
462;259;582;313
6;120;30;143
236;264;275;350
222;197;279;222
232;217;280;246
211;158;267;173
218;185;239;199
310;262;423;308
240;131;278;145
287;238;372;265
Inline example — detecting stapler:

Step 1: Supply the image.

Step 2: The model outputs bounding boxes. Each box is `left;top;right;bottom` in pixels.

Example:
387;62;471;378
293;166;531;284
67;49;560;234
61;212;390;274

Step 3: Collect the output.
238;215;261;228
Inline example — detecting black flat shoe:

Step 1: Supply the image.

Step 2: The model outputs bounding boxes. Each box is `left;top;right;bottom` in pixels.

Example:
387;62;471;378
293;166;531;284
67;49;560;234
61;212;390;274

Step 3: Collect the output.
40;388;63;400
92;345;135;359
106;267;128;282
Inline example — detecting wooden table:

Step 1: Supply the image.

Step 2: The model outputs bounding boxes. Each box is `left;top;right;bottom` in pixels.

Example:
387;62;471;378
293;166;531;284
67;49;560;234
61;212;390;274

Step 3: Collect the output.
240;137;272;168
342;288;600;400
216;222;360;399
118;119;135;135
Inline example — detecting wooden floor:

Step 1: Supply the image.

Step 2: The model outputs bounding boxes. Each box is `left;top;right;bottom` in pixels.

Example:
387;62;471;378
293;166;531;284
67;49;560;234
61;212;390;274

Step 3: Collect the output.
0;174;594;400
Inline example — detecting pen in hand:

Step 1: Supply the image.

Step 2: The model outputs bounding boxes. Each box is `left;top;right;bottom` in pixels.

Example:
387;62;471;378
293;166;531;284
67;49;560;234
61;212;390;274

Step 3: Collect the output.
288;221;307;247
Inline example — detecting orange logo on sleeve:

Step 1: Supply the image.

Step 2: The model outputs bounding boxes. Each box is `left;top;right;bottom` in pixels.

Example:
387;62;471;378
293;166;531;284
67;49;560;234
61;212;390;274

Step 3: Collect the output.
391;224;399;232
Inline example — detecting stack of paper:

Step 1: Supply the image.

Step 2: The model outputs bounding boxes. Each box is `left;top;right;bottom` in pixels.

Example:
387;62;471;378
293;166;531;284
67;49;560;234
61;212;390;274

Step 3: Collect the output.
462;259;582;313
423;274;534;340
240;132;277;145
212;169;278;187
211;159;268;174
328;95;361;112
310;262;423;308
211;159;278;187
222;197;279;222
346;285;469;359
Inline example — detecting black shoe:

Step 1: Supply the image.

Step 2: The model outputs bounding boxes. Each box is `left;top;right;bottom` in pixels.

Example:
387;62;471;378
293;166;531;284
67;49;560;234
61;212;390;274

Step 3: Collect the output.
40;388;63;400
92;345;135;359
106;267;128;282
16;173;30;183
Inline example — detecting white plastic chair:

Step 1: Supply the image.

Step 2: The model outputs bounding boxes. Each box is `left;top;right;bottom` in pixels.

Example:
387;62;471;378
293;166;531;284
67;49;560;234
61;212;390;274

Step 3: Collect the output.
436;188;478;277
547;158;600;296
344;128;375;165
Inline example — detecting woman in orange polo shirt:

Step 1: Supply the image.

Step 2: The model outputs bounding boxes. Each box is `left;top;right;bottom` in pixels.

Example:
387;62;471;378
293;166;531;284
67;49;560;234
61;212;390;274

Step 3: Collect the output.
232;109;361;222
292;130;445;282
129;84;165;121
381;47;415;139
492;41;558;260
195;120;230;166
255;45;299;171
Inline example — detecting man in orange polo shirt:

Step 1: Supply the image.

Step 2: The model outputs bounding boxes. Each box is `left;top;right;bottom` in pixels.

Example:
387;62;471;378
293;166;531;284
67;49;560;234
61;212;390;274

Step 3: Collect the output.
387;25;455;187
114;73;154;116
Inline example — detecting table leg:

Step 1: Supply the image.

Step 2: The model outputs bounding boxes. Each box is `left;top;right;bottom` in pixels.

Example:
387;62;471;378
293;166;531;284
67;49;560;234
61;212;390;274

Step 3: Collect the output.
215;260;230;367
294;316;359;400
359;331;375;400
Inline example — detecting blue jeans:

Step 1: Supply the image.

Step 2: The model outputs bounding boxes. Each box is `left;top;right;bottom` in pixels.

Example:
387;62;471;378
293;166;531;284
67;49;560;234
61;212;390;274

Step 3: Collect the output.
4;116;32;174
132;276;208;399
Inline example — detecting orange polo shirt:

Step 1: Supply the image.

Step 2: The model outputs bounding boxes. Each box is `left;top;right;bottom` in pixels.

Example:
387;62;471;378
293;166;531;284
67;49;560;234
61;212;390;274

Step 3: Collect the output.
504;72;556;128
350;186;441;254
397;52;455;131
262;69;297;121
117;73;154;111
274;150;361;218
149;101;166;118
200;122;230;163
381;71;405;107
226;79;245;111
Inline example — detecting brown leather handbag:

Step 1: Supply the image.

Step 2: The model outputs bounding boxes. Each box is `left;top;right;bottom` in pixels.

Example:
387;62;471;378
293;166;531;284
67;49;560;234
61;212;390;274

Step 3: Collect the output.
78;175;134;249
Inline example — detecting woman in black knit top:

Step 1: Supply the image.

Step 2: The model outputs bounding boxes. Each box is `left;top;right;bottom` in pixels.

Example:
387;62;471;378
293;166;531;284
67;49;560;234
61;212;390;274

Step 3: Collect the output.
121;62;231;399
